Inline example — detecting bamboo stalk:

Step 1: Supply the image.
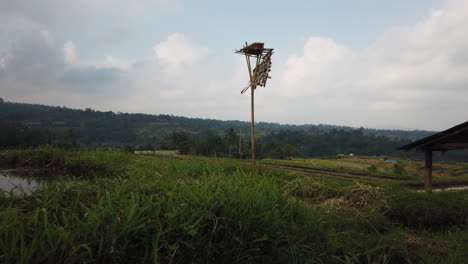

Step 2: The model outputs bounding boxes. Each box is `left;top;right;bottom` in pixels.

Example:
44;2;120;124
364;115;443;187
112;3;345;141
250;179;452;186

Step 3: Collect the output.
244;51;256;175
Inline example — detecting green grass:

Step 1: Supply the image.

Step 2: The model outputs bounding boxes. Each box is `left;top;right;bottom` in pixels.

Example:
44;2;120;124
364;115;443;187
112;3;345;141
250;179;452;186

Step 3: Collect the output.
0;149;467;263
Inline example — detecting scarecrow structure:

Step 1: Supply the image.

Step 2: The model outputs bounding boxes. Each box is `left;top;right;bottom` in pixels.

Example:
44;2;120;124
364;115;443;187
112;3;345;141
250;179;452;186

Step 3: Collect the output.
236;42;274;175
399;121;468;192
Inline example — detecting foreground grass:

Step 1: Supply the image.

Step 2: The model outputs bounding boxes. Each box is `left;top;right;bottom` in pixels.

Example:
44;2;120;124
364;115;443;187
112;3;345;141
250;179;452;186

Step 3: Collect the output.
0;149;467;263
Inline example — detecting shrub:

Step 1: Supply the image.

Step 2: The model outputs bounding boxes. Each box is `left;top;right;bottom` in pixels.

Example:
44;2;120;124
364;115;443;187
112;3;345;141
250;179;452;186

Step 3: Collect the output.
393;164;405;174
384;191;468;231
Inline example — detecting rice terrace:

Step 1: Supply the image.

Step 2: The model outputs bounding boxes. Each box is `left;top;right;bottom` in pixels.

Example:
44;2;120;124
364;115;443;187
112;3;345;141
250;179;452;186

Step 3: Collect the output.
2;0;468;263
1;145;467;263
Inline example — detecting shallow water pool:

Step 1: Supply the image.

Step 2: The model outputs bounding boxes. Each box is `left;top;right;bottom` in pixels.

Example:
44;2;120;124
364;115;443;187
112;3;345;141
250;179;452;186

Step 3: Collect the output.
0;169;43;195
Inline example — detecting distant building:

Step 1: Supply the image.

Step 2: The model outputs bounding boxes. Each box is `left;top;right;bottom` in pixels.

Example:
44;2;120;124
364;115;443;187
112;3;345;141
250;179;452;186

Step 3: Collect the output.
134;150;179;155
134;150;155;155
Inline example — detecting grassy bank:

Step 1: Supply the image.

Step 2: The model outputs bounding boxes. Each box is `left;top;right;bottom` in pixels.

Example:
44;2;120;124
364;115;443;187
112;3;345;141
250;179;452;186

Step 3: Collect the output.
0;149;135;178
0;149;467;263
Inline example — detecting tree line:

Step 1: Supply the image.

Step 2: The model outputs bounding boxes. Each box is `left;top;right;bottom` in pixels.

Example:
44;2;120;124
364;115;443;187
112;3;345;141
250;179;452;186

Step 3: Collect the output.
1;99;467;161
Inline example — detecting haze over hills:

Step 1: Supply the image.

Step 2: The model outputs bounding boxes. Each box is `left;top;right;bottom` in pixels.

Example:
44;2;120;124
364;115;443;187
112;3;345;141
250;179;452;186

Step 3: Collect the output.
1;98;466;161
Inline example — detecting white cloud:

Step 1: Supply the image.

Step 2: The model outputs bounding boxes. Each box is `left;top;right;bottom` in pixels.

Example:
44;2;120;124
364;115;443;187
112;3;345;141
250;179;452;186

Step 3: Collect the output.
103;56;133;71
153;33;209;68
281;37;354;96
112;34;251;121
0;52;13;70
63;41;76;64
278;0;468;130
358;5;468;92
62;40;133;71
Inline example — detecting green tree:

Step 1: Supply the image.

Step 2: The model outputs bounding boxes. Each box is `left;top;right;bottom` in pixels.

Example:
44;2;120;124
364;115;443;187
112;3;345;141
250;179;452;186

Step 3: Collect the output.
225;128;237;158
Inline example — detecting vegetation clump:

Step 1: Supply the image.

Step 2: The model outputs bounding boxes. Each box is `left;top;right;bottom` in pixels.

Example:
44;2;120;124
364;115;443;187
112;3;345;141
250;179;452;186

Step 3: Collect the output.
0;148;133;177
384;191;468;231
393;164;405;174
367;164;377;172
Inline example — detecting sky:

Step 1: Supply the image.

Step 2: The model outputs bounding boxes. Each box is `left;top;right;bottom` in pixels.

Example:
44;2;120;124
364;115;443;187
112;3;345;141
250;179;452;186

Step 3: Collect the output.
1;0;467;131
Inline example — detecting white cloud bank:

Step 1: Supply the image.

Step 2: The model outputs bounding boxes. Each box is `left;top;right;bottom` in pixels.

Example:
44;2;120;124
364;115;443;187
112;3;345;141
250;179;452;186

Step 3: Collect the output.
282;37;354;96
154;33;209;68
278;0;468;130
1;0;468;131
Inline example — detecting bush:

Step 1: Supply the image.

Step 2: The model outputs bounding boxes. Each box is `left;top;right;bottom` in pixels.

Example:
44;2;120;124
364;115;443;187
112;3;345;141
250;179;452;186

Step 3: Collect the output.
368;165;377;172
393;164;405;174
384;191;468;231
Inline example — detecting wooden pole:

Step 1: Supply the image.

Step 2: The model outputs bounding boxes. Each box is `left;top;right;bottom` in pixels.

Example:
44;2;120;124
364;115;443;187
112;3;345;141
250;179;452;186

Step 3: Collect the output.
424;150;433;192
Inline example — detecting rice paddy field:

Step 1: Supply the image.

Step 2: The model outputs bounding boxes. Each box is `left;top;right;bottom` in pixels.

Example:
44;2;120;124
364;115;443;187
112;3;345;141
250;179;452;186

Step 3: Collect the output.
0;149;467;263
259;155;468;188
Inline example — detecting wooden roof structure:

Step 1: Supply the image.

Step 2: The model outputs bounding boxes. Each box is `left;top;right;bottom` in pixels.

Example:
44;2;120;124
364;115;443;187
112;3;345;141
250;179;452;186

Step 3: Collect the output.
399;121;468;192
399;121;468;152
235;42;273;57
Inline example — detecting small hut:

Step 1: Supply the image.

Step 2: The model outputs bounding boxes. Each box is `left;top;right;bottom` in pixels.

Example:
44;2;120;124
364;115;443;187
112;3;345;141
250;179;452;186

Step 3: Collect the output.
399;121;468;191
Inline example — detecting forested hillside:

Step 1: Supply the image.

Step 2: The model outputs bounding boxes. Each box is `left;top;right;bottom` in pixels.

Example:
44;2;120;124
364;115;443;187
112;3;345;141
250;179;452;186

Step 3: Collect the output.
1;99;467;161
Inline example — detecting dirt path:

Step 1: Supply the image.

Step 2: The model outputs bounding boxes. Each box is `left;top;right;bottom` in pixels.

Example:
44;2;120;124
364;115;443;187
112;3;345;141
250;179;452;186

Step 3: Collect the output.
257;162;406;181
403;181;468;189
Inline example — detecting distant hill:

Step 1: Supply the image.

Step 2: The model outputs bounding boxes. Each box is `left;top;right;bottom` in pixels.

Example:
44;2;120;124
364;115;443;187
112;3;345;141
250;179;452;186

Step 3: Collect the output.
1;98;466;161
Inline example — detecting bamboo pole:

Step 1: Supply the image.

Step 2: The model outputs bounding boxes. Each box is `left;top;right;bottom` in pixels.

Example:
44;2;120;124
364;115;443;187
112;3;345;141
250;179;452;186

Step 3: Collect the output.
241;42;268;176
251;81;256;176
244;53;256;175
